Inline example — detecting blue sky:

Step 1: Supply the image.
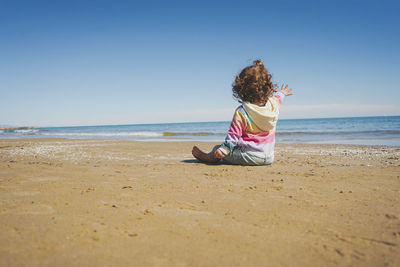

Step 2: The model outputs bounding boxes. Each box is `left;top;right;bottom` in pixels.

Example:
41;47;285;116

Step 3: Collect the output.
1;0;399;126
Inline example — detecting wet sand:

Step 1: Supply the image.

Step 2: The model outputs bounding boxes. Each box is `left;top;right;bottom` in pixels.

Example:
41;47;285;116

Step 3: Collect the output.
0;139;399;266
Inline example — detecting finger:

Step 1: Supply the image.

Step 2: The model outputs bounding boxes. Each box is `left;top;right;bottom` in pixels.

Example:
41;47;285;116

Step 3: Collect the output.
285;84;288;90
281;84;284;90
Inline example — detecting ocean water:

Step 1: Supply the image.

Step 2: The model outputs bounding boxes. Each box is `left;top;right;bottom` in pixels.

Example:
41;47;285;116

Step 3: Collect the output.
1;116;400;146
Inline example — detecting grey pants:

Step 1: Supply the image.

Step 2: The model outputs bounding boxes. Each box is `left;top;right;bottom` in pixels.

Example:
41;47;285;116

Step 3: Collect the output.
212;145;274;166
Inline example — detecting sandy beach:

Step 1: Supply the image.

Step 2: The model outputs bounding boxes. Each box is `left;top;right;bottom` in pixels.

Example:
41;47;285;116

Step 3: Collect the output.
0;138;399;266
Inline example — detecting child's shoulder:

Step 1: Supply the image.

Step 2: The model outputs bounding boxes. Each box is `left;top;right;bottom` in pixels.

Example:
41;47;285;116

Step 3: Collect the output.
235;105;245;114
233;105;252;123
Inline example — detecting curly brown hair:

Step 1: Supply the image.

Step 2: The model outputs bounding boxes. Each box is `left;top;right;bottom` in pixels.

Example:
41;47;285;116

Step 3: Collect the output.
232;59;275;104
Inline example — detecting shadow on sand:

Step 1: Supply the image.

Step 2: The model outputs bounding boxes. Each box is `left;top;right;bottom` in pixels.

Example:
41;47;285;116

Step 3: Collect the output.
181;159;221;165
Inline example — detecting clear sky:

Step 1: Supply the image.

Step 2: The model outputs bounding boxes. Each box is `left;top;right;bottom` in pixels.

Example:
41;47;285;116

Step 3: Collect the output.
1;0;399;127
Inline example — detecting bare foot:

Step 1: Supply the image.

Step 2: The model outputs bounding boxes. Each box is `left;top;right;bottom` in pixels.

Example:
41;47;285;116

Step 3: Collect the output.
192;146;219;163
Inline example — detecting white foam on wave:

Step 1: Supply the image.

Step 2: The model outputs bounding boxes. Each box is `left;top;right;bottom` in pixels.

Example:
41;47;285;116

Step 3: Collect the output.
14;129;40;133
40;131;163;137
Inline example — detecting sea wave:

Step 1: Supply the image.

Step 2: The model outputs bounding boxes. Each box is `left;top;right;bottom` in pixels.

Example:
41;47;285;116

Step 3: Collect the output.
38;131;225;137
40;132;164;137
160;130;400;136
14;129;40;134
162;132;223;136
277;130;400;136
2;129;399;137
0;129;40;134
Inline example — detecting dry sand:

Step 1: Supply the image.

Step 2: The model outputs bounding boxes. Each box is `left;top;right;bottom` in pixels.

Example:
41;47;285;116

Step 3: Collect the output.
0;138;399;266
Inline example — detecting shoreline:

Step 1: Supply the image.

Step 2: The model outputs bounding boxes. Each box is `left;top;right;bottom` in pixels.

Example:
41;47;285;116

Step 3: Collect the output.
1;137;399;147
1;139;399;266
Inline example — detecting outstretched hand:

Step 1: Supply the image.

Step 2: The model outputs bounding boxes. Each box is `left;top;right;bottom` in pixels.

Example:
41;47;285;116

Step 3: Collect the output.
280;84;293;96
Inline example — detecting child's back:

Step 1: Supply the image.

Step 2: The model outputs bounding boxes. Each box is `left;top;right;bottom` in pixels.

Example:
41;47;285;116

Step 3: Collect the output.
192;59;293;165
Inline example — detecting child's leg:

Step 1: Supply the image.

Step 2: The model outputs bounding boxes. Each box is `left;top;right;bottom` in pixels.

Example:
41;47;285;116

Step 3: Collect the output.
223;146;274;166
192;145;220;163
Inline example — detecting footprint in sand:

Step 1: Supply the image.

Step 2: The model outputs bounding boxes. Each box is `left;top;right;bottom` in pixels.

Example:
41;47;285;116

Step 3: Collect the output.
170;201;211;215
385;214;398;220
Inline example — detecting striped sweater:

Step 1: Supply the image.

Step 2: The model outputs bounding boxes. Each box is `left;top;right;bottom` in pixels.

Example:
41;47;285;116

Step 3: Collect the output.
219;92;285;156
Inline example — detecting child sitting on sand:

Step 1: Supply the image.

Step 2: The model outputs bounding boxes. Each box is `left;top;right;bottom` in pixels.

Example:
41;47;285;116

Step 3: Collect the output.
192;59;293;165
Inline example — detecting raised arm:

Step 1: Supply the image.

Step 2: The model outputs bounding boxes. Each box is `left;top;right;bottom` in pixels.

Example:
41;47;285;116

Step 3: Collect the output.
271;83;293;106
